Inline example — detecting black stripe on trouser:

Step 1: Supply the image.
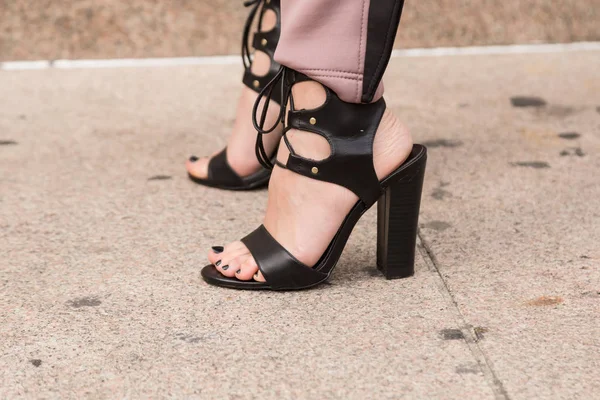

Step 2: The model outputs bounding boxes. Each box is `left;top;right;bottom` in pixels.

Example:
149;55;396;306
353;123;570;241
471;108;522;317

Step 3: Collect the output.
361;0;406;103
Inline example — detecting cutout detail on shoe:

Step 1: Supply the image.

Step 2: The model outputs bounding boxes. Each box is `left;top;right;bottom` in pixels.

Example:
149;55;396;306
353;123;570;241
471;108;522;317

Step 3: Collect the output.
259;9;277;32
279;81;331;163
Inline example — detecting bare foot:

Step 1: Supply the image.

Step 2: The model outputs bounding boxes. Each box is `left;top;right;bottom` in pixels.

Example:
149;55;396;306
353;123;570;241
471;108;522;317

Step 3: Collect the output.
208;81;413;281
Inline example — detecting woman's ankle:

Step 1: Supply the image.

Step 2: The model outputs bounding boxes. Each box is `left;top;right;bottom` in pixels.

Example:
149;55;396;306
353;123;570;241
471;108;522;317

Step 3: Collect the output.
373;109;413;179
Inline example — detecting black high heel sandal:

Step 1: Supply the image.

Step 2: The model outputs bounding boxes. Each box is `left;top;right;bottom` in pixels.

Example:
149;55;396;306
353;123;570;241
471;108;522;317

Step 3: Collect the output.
188;0;281;190
201;68;427;290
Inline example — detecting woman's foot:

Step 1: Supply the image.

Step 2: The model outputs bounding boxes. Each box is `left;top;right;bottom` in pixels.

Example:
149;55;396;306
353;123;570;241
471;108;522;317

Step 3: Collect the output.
186;8;282;180
207;81;414;282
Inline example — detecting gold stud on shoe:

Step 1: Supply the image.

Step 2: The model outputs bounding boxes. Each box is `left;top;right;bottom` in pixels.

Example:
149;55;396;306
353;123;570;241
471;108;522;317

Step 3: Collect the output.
311;167;319;174
309;117;317;125
253;80;260;88
261;39;268;46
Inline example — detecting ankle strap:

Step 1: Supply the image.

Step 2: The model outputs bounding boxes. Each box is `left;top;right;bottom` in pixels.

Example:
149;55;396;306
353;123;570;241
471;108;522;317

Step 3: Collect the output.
241;0;282;103
253;68;386;207
285;79;385;206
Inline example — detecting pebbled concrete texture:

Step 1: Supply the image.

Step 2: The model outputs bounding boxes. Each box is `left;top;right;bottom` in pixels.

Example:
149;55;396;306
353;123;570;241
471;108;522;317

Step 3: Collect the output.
1;0;600;61
1;50;599;398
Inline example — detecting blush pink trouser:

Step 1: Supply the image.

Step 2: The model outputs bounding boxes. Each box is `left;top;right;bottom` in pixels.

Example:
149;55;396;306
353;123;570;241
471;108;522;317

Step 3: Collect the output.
274;0;406;104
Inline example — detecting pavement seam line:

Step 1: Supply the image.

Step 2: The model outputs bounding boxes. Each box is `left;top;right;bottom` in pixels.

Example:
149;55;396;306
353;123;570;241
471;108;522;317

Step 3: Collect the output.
1;41;599;71
417;232;511;400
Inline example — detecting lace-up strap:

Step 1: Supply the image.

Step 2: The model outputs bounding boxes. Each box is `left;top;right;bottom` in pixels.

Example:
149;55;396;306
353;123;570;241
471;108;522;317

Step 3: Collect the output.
241;0;282;103
241;0;261;70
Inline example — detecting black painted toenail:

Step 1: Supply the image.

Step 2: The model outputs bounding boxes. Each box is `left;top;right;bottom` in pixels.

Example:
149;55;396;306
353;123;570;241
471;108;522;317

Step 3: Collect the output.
212;246;224;254
215;260;221;267
189;156;199;162
222;265;229;270
235;269;242;274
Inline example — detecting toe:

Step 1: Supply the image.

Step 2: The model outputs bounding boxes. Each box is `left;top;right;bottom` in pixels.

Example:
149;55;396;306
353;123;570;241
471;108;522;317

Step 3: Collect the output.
213;242;250;278
217;255;243;278
253;270;267;283
186;156;210;179
235;256;260;281
207;246;224;265
215;257;236;278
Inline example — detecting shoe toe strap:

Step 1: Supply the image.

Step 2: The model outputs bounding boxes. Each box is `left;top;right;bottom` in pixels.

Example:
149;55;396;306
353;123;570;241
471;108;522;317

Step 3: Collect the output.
207;148;244;186
241;225;328;290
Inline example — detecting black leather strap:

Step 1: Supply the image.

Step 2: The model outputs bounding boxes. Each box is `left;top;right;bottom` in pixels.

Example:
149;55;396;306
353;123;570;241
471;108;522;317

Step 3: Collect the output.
241;0;282;104
280;72;385;207
207;148;244;187
242;70;282;105
252;31;278;58
241;225;328;290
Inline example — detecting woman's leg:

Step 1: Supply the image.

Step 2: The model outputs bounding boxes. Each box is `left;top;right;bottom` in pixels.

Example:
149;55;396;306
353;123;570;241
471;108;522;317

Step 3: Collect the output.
275;0;405;104
186;1;283;184
208;0;413;282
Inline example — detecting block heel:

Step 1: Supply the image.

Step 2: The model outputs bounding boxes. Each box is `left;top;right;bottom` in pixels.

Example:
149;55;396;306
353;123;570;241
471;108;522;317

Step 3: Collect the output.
377;150;427;279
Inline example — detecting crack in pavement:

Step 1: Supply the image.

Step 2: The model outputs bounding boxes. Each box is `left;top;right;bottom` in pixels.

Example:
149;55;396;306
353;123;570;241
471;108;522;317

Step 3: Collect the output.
417;231;511;400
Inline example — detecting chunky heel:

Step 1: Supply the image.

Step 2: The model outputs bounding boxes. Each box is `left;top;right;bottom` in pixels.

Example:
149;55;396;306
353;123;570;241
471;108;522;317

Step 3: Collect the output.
377;149;427;279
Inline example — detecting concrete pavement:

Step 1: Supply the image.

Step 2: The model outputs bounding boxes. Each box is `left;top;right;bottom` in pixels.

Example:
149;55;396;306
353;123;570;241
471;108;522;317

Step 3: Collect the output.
1;50;599;399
